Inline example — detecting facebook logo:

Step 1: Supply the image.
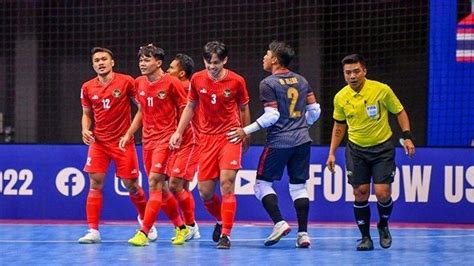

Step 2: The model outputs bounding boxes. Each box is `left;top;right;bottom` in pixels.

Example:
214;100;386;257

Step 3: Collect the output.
56;167;85;196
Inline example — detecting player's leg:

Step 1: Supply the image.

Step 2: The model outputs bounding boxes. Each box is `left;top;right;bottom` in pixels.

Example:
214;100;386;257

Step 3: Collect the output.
129;171;167;246
215;137;243;249
160;182;189;245
168;143;200;240
78;142;109;244
198;179;221;241
346;142;373;251
113;142;147;232
372;140;396;249
287;142;311;248
197;134;222;242
254;145;291;246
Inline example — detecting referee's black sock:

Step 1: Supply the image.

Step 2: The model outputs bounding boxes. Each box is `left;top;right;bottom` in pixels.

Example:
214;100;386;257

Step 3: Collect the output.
261;194;283;224
377;197;393;227
294;198;309;232
354;200;371;238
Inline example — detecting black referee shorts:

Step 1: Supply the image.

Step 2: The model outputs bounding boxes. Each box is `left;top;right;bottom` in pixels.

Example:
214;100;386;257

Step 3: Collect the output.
345;139;396;186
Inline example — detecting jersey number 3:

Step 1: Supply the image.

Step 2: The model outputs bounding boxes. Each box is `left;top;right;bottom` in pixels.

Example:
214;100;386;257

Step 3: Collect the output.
287;87;301;118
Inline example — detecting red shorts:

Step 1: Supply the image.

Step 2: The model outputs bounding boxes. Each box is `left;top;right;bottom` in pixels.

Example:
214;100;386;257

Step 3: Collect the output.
143;144;173;177
168;142;199;181
198;133;242;181
83;141;139;179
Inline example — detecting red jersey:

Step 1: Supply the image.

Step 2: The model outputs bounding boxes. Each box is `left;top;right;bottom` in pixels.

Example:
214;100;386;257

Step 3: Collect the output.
135;74;187;150
178;80;199;144
81;73;136;143
189;69;249;135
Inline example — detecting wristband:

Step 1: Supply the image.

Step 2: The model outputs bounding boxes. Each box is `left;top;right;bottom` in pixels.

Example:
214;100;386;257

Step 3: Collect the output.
402;131;413;140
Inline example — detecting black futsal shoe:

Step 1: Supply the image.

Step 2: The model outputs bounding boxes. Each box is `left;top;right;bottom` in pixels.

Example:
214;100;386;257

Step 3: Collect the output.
216;234;231;249
213;223;222;242
357;236;374;251
377;224;392;249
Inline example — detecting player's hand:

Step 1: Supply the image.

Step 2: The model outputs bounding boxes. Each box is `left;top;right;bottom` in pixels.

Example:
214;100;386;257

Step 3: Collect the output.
326;155;336;173
119;133;132;152
82;130;95;145
227;127;247;144
169;132;182;150
403;139;415;158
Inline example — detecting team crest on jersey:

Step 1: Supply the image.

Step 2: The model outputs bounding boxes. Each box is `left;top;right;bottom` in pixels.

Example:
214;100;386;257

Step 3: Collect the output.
157;91;166;99
223;89;231;97
112;89;121;98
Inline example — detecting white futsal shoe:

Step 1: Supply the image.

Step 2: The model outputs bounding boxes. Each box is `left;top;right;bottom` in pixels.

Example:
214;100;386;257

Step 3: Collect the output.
185;222;201;241
264;220;291;246
295;232;311;248
137;215;158;242
78;228;101;244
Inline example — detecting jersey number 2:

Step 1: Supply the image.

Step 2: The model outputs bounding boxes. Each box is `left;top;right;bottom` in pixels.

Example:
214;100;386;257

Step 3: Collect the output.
287;87;301;118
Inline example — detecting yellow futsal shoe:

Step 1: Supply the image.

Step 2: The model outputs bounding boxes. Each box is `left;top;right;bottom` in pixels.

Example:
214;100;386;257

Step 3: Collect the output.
171;227;190;245
128;230;149;246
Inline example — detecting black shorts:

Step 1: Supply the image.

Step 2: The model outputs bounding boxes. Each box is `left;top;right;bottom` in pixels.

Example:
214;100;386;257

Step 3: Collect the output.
256;141;311;184
345;139;395;186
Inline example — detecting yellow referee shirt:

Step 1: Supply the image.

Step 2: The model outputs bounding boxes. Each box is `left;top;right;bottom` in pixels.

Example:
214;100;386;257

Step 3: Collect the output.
333;79;403;147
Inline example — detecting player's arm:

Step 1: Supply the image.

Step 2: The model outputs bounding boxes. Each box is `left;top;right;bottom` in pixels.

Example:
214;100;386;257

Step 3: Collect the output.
326;120;347;173
396;109;415;158
228;80;278;142
119;104;143;151
305;92;321;126
239;103;252;152
170;100;197;149
81;107;95;145
227;103;279;143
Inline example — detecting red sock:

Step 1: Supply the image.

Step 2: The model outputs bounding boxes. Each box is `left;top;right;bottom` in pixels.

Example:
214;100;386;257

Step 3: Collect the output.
142;190;162;234
161;191;184;227
176;189;195;225
86;189;103;230
129;185;146;220
221;193;236;236
203;194;222;222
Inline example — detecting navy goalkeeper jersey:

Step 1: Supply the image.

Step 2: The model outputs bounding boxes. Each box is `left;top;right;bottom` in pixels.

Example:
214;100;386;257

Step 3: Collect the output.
259;70;314;148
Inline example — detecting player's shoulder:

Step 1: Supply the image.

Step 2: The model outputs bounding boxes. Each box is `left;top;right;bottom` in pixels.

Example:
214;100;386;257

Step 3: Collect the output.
191;69;208;79
114;72;133;80
82;77;97;88
291;71;309;85
114;72;135;83
226;69;245;82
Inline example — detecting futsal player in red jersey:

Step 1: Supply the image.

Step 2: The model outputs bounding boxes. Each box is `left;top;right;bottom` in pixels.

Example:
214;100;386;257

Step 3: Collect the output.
170;41;251;249
166;53;201;241
78;47;148;244
120;44;189;246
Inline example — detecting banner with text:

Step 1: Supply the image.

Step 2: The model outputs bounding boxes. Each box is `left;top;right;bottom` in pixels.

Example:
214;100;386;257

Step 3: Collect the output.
0;145;473;224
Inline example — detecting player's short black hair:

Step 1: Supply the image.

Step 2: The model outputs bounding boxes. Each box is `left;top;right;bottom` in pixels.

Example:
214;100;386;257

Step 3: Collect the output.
203;41;228;62
174;53;195;79
268;41;295;67
341;54;366;68
138;44;165;61
91;47;114;59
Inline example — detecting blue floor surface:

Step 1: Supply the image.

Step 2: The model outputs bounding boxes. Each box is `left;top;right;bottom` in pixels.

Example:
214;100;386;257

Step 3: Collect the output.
0;223;473;265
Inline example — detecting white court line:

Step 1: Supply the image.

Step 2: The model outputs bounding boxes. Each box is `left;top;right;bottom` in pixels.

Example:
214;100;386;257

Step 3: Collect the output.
1;234;474;243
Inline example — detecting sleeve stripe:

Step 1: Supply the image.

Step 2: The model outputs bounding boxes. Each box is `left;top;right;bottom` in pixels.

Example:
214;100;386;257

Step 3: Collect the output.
263;101;277;108
333;118;346;124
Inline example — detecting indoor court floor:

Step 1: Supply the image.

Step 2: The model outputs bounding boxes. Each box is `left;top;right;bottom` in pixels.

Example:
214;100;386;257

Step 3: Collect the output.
0;222;473;265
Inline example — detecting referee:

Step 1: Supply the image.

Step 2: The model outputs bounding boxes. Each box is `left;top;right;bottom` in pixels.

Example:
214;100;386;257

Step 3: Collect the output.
326;54;415;251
